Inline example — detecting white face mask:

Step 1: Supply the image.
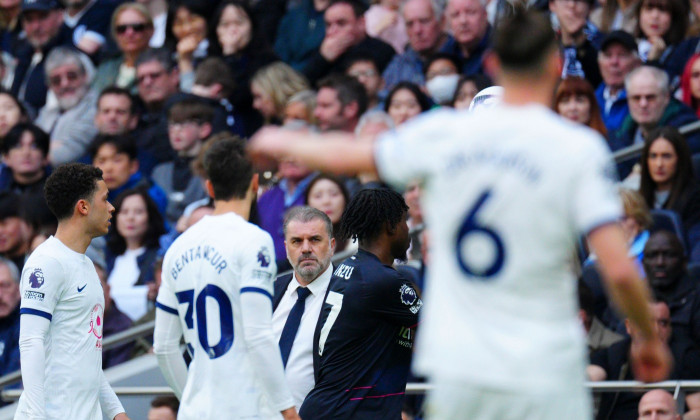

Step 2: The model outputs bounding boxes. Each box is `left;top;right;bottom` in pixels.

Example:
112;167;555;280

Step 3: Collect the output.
426;74;460;105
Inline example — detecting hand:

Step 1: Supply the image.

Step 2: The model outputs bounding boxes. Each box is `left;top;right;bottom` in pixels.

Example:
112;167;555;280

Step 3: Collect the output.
319;35;354;61
114;413;131;420
374;12;398;34
177;35;199;60
281;407;301;420
630;337;672;383
647;36;667;61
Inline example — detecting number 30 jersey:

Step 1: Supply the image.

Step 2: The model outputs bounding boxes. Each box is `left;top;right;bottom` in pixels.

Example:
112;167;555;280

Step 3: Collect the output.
157;212;281;418
375;105;622;392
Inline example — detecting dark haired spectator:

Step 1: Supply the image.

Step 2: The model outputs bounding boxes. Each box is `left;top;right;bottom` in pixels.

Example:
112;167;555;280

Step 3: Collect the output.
302;0;396;84
578;280;624;357
549;0;602;87
92;3;154;95
345;53;386;110
252;62;310;126
304;174;355;253
61;0;119;58
595;31;640;133
554;76;608;137
274;0;329;73
95;86;139;136
451;73;491;109
165;0;213;83
208;0;277;135
191;58;247;137
0;257;21;405
152;98;211;226
11;0;70;114
0;90;28;141
315;73;368;132
35;46;97;165
382;0;450;91
148;396;179;420
89;134;167;216
0;192;31;271
384;81;431;126
424;53;460;105
106;189;166;321
441;0;490;77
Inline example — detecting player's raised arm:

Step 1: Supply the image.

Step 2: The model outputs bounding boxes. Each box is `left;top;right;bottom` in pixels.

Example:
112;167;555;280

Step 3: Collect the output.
587;224;672;382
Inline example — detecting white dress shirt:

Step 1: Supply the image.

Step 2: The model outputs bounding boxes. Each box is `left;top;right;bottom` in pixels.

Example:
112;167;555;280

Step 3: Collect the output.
272;264;333;410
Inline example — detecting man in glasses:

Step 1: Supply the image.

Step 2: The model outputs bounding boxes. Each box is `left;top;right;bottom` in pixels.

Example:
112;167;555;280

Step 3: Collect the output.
35;46;98;166
11;0;70;115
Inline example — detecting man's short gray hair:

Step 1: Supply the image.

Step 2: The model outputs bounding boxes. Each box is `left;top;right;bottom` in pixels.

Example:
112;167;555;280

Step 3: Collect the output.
624;65;669;95
0;257;20;283
283;206;333;239
44;47;93;85
401;0;444;20
355;110;395;136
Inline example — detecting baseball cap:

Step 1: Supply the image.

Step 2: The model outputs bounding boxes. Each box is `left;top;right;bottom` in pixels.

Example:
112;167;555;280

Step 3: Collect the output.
601;30;637;53
21;0;61;13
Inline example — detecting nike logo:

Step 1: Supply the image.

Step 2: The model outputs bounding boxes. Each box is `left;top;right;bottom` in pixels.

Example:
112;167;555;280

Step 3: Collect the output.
77;284;87;293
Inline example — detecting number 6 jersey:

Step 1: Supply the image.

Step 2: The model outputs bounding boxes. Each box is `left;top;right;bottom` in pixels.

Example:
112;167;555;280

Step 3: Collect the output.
374;105;622;392
156;212;293;419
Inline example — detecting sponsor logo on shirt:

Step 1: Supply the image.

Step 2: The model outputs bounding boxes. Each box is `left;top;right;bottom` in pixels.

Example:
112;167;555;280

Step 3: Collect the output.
28;268;45;289
252;269;272;281
257;247;271;268
24;290;45;301
88;304;104;349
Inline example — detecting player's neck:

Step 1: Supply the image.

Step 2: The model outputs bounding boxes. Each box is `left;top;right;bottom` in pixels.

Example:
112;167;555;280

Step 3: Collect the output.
360;242;394;266
501;80;556;107
212;198;253;221
54;222;92;254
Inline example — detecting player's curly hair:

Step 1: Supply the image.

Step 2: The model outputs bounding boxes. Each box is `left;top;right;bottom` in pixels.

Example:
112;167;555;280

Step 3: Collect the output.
203;135;253;200
337;188;408;245
44;163;103;221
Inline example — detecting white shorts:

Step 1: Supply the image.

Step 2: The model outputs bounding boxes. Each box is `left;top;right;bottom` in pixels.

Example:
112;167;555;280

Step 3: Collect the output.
424;378;592;420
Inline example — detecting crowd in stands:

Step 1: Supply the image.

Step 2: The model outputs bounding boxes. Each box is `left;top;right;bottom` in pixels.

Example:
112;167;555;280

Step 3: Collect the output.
0;0;699;416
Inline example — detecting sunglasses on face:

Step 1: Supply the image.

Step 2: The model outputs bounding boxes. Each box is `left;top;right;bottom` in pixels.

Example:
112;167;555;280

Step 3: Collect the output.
116;22;148;35
49;71;81;87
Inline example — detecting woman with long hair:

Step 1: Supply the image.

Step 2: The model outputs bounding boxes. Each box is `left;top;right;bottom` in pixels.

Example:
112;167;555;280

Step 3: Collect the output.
553;77;608;137
304;173;355;253
384;82;432;126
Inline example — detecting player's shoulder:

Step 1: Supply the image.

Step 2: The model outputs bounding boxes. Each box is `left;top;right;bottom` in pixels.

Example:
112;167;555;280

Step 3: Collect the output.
22;241;67;285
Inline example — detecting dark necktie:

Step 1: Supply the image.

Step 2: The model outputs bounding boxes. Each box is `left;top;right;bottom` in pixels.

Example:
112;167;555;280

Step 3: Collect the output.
279;287;311;367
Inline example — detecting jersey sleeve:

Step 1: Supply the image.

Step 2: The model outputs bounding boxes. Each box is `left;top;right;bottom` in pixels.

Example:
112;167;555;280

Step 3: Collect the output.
374;110;453;189
571;136;623;235
155;251;179;316
367;267;422;327
239;230;277;301
19;256;66;321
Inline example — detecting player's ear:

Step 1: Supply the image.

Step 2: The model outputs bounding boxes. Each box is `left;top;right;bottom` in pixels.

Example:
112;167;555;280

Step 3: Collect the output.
205;179;215;199
250;173;259;195
76;198;90;216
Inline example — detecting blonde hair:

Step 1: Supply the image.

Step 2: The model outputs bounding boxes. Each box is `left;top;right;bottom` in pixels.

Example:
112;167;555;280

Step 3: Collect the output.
251;62;310;120
620;187;653;230
111;3;153;40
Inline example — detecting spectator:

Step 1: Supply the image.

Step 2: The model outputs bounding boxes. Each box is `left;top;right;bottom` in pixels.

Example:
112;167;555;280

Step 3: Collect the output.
382;0;449;90
345;54;385;110
208;0;276;134
441;0;490;77
135;48;180;167
384;81;431;126
424;53;460;105
364;0;408;54
637;389;681;420
94;87;139;136
590;0;638;34
106;189;166;321
578;280;624;356
0;0;23;52
11;0;68;114
554;76;608;137
639;126;700;250
152;98;211;226
92;3;154;95
0;192;31;271
680;53;700;118
614;66;700;178
284;90;317;125
302;0;396;84
35;46;97;165
451;74;491;109
272;207;336;409
549;0;602;87
61;0;118;58
0;91;26;139
595;31;641;133
89;134;167;216
0;257;20;389
251;62;310;126
305;174;354;253
315;73;368;132
148;396;179;420
274;0;329;73
190;57;246;137
166;0;212;86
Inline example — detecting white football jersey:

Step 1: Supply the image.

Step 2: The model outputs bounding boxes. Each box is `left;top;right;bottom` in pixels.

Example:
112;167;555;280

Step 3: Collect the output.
16;236;110;420
157;213;281;419
375;105;622;392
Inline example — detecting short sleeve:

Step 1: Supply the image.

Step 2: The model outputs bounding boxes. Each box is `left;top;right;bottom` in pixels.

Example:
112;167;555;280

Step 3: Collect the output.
374;110;454;189
155;251;179;315
19;257;65;321
239;230;277;301
571;136;623;235
368;268;422;327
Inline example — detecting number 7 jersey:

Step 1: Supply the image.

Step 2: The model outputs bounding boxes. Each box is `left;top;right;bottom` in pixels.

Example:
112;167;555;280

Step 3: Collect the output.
157;212;280;418
374;105;622;392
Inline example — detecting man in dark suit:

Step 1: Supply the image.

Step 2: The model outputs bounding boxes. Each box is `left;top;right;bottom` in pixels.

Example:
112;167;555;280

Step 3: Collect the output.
272;206;336;410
